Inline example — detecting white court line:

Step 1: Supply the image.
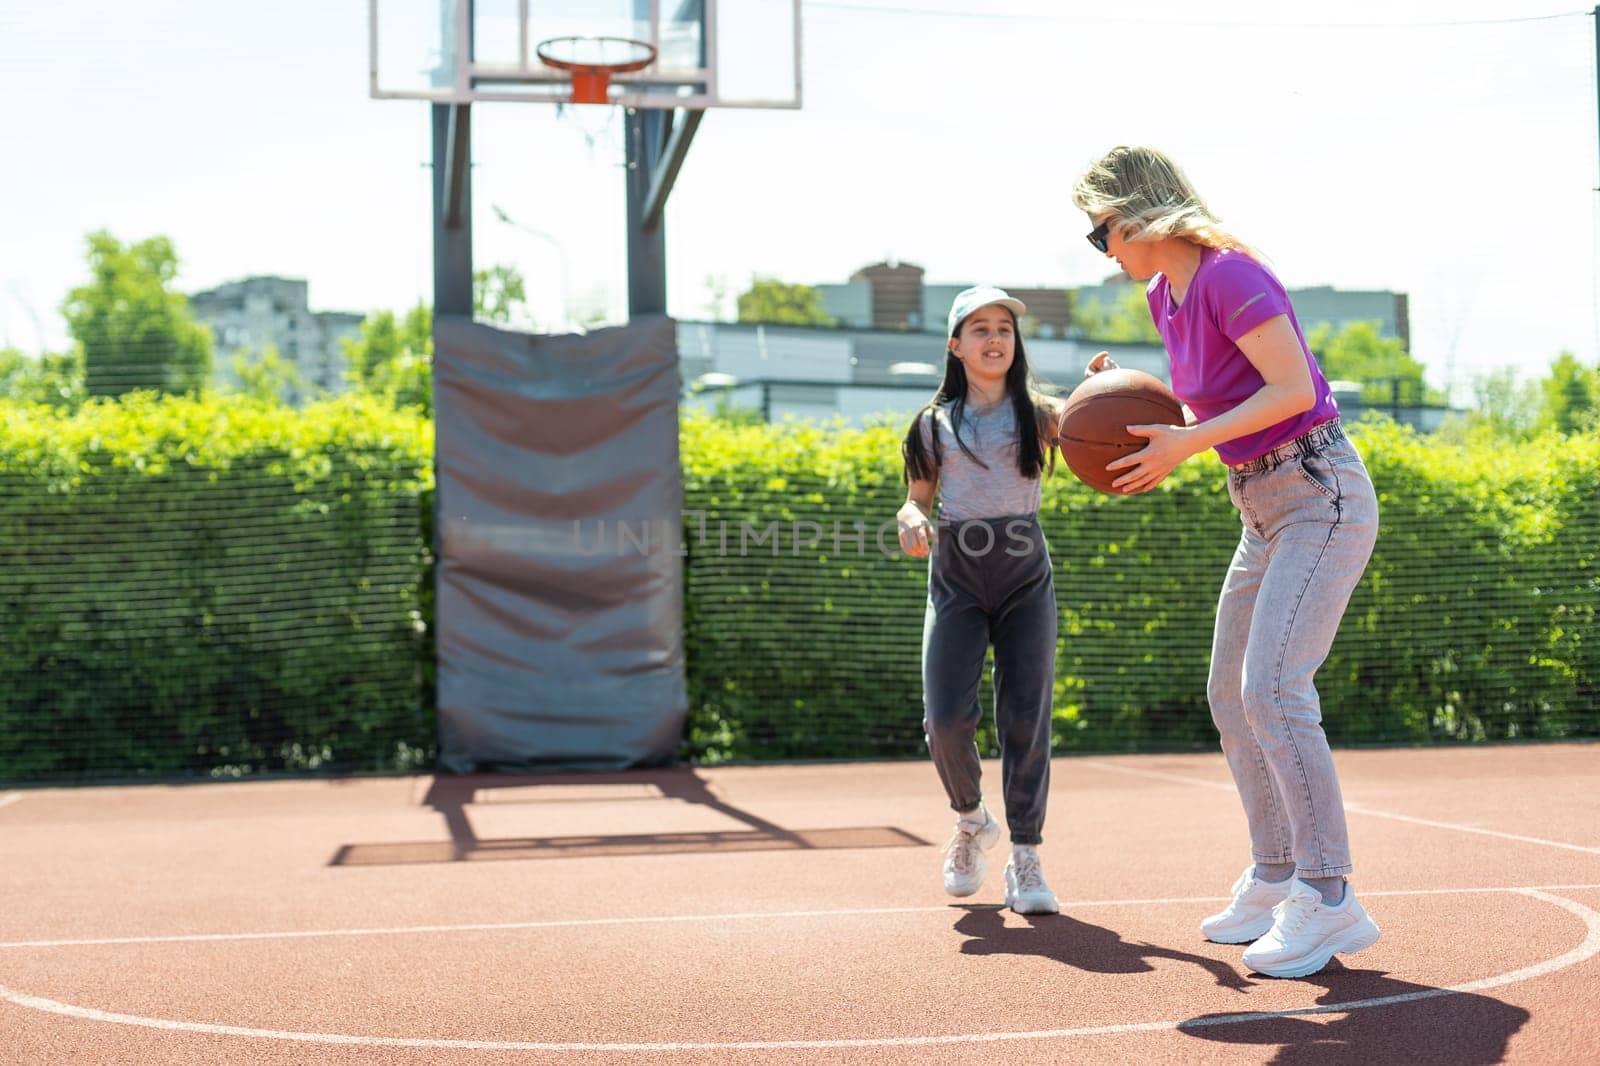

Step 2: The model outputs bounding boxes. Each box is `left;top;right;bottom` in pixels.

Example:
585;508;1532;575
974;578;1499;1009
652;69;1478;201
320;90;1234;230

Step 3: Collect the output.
0;887;1595;1052
0;793;24;812
1078;759;1600;855
1076;760;1237;793
5;882;1599;951
1341;803;1600;855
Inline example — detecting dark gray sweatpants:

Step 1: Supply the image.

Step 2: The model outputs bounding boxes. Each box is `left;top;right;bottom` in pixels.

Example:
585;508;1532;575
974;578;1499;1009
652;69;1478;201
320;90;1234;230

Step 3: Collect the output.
921;515;1056;846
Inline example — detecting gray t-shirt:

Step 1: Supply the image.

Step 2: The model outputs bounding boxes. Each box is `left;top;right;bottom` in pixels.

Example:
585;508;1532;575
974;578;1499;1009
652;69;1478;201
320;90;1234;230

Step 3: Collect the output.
917;399;1043;521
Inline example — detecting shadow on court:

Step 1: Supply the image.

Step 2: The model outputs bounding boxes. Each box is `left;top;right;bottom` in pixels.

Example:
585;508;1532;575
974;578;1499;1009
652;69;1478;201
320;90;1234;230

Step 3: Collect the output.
328;769;930;865
952;905;1253;991
1177;959;1531;1064
953;908;1531;1060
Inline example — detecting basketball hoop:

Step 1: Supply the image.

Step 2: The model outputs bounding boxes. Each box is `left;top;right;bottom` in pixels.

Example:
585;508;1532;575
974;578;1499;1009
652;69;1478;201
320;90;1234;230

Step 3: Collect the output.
536;36;658;105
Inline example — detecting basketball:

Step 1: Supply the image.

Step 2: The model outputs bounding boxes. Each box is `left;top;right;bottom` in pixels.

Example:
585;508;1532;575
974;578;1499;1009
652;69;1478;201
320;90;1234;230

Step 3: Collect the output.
1058;368;1184;495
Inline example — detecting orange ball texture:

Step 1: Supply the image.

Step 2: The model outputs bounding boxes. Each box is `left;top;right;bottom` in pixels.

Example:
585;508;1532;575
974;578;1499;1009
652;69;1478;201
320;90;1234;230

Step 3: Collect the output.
1058;368;1184;495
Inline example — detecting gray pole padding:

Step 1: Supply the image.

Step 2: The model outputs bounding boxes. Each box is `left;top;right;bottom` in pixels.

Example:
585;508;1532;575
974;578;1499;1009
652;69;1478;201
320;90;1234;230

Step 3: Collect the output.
433;314;687;771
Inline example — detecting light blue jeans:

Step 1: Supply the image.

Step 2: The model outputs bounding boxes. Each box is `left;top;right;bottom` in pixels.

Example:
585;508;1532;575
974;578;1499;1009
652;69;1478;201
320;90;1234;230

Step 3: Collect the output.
1210;420;1377;879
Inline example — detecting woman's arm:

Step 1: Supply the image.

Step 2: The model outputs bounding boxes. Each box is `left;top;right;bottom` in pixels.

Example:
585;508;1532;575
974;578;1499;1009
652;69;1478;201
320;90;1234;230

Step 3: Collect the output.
1107;314;1315;493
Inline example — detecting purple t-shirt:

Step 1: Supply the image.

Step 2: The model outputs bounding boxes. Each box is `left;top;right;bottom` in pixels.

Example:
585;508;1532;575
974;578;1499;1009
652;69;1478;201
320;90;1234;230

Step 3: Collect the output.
1146;246;1339;466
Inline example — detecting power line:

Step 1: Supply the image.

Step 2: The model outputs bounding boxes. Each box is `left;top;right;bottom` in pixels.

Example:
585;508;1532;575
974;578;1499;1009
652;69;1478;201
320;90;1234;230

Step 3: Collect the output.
1590;5;1600;366
809;1;1590;32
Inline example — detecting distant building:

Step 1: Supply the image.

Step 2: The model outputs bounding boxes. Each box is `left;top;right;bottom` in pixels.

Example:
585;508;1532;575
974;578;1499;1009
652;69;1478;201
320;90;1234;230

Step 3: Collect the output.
189;276;365;403
677;319;1168;426
677;318;1453;432
851;261;926;330
822;262;1410;351
1289;286;1410;350
820;261;1075;338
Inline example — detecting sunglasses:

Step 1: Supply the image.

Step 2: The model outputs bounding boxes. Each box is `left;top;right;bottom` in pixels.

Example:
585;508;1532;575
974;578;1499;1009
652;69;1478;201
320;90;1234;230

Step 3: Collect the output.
1086;218;1113;253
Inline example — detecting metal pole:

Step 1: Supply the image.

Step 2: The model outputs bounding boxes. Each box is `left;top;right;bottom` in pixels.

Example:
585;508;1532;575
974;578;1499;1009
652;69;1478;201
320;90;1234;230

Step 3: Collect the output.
625;108;669;318
432;103;474;317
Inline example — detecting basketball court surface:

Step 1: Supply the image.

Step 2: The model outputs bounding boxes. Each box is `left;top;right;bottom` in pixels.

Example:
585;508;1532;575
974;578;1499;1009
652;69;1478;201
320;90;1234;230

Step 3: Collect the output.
6;6;1593;1063
3;742;1597;1063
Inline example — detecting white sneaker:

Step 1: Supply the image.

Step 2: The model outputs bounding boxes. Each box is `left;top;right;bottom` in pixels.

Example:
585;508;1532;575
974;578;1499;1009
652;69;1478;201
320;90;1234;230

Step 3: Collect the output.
1003;847;1059;915
1242;880;1381;978
941;809;1000;897
1200;866;1295;944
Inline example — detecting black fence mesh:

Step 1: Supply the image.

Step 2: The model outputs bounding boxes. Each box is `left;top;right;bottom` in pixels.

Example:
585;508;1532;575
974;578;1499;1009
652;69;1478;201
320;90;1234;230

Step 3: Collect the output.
3;405;1596;784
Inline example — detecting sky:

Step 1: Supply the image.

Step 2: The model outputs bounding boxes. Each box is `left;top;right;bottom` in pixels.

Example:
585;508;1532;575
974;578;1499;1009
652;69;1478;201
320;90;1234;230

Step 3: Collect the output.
2;0;1597;402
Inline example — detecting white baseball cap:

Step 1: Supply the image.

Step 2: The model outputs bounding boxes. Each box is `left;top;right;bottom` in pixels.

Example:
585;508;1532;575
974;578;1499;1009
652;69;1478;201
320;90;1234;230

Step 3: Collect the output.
946;285;1027;338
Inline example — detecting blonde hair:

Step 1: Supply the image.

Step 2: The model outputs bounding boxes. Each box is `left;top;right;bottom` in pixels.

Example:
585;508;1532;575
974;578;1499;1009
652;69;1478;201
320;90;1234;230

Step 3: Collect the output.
1071;146;1262;259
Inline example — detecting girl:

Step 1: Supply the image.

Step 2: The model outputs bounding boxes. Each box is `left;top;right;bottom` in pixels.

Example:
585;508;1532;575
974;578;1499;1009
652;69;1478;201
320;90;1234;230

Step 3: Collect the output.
897;285;1062;915
1072;146;1381;978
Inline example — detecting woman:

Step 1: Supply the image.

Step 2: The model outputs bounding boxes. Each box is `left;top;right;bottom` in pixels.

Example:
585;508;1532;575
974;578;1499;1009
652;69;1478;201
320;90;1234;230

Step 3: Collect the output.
1072;146;1381;978
897;285;1063;915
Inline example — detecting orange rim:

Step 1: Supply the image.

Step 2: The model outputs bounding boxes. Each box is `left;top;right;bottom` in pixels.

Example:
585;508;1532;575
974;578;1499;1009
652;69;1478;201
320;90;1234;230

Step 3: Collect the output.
535;36;658;104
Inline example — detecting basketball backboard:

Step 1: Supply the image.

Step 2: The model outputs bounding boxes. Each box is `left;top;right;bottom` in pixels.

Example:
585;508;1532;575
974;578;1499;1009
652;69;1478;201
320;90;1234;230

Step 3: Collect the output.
370;0;801;109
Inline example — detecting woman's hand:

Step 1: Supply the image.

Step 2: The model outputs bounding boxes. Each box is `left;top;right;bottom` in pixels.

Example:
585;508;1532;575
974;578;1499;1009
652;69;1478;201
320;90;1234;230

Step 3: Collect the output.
1084;351;1118;377
1106;422;1198;494
897;500;937;558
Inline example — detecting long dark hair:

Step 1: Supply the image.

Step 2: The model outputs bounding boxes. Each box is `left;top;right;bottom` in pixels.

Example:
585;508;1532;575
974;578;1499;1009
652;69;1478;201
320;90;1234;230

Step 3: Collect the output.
900;314;1055;484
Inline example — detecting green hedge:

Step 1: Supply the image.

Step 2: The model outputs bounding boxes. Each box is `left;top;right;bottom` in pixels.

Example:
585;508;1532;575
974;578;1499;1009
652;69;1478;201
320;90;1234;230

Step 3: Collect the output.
0;394;434;780
680;413;1599;761
1;397;1594;782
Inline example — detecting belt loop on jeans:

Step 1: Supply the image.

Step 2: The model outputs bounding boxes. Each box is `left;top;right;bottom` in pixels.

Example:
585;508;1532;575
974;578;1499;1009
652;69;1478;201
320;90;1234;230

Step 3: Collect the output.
1228;418;1346;475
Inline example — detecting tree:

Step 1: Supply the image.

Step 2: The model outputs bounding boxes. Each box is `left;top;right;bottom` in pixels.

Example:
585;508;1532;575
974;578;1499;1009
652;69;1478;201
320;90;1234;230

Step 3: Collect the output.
474;264;528;325
0;346;85;407
1440;366;1541;441
736;276;835;326
702;273;731;321
342;303;433;414
1072;285;1160;344
60;231;212;397
1539;351;1599;435
1304;320;1443;406
229;343;308;405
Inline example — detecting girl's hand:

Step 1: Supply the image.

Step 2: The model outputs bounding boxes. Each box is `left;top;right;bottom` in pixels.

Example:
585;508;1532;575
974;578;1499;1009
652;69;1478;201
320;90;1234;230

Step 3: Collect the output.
897;501;937;558
1084;351;1118;377
1106;423;1195;494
